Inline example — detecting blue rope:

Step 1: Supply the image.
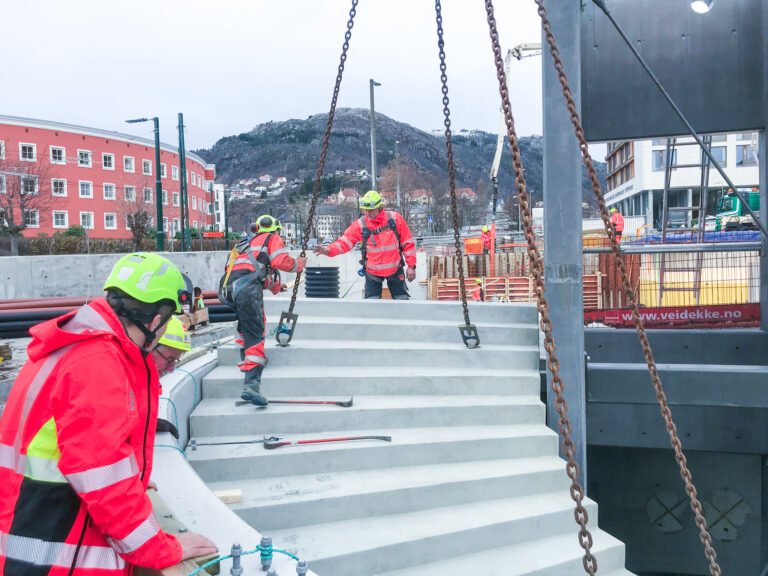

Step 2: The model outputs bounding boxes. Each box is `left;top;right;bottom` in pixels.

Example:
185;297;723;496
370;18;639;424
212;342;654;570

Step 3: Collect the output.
268;323;292;337
158;396;179;434
175;368;199;408
154;444;186;459
185;545;299;575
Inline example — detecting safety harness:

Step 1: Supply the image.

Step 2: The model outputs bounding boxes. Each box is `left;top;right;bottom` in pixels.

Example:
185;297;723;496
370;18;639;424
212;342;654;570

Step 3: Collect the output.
359;211;405;274
219;232;277;304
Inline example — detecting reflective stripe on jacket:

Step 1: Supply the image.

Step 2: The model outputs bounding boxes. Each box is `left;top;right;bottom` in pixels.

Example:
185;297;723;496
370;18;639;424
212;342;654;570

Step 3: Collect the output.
328;210;417;277
481;231;492;250
0;298;182;574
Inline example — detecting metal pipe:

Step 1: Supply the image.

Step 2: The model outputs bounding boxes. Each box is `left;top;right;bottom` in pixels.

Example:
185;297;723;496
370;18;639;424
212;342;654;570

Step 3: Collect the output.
584;241;761;254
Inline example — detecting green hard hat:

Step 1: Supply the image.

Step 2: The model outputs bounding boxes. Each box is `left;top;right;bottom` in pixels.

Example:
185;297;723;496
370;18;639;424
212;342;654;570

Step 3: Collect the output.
103;252;191;313
359;190;382;210
157;316;191;352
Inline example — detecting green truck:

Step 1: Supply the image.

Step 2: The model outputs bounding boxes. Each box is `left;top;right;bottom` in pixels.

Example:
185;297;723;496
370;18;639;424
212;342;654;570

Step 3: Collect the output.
704;188;760;231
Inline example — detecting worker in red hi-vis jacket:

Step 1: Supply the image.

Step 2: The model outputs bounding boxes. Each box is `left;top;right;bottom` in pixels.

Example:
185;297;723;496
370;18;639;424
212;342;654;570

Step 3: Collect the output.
472;278;484;302
218;214;306;406
0;252;217;575
610;207;625;242
314;190;417;299
481;225;493;254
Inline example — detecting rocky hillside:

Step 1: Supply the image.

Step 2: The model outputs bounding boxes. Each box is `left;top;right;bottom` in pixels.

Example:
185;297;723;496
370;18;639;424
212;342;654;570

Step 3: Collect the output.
194;108;605;210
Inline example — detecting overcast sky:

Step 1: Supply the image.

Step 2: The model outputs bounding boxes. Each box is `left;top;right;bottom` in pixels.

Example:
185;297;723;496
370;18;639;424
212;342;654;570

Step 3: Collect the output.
2;1;559;153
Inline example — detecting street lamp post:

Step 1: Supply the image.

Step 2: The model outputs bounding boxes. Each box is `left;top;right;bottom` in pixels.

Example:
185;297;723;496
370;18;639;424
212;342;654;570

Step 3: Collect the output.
224;189;231;250
125;116;164;251
369;78;381;190
395;139;401;210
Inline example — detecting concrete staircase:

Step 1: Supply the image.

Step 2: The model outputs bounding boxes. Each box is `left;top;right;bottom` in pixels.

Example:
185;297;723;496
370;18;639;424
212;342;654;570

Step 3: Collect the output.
187;299;633;576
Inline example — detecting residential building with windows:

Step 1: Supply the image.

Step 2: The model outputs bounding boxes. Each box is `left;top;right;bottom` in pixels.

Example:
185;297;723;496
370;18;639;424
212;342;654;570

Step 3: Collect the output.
0;115;215;238
604;132;759;228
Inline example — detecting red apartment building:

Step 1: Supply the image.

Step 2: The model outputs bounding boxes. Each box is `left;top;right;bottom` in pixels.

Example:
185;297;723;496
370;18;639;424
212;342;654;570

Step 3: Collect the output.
0;115;215;238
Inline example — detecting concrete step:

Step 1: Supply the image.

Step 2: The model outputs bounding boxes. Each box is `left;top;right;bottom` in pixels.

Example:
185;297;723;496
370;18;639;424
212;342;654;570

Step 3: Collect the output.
373;531;628;576
190;395;545;438
216;341;540;370
266;492;600;576
260;316;539;344
208;456;570;531
202;365;540;398
260;298;538;324
187;424;559;482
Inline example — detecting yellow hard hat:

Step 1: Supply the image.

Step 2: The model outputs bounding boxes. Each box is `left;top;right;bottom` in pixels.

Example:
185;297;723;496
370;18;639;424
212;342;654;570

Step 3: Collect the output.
157;316;191;352
359;190;382;210
610;208;618;213
482;226;489;233
475;278;482;285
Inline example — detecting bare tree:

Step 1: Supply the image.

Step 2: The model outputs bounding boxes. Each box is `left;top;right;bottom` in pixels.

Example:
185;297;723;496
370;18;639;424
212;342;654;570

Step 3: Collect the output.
378;156;432;225
116;177;156;251
0;153;56;255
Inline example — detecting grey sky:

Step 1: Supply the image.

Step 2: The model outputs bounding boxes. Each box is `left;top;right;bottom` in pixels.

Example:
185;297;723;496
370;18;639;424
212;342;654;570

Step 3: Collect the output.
1;1;583;155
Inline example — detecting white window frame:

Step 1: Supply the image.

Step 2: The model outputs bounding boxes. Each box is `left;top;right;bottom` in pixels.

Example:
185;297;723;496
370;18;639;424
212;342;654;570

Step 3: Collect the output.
124;185;136;202
173;218;180;232
0;175;5;194
190;172;196;187
123;156;135;173
24;209;40;228
80;211;94;230
78;149;92;167
192;196;197;210
104;212;117;230
51;178;67;197
172;166;178;180
192;220;198;229
172;192;180;207
22;176;39;196
52;210;68;229
143;187;153;203
163;217;168;232
103;183;116;200
50;146;66;165
142;159;152;175
19;143;36;162
102;153;114;170
125;215;132;231
160;163;167;178
197;174;202;187
0;141;4;160
79;181;93;199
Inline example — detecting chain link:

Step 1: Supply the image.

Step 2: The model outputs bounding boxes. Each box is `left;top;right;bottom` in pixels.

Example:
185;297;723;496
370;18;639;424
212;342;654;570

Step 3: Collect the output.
483;1;597;573
434;0;471;327
534;1;722;574
287;0;359;316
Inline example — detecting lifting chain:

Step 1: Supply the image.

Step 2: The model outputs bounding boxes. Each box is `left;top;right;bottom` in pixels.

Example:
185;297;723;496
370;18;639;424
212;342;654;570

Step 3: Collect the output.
434;0;480;349
535;1;722;574
276;0;359;346
484;2;596;573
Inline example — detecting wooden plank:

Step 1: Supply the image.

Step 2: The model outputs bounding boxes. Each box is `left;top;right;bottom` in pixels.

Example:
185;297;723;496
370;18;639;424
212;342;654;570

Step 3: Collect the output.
213;489;243;505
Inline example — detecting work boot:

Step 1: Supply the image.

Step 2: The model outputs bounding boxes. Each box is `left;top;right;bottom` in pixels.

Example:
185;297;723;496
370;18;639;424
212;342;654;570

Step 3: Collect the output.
240;365;268;406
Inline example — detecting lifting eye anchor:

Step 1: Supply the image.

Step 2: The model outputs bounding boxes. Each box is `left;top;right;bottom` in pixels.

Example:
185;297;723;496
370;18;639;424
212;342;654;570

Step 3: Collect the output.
459;324;480;349
275;311;298;347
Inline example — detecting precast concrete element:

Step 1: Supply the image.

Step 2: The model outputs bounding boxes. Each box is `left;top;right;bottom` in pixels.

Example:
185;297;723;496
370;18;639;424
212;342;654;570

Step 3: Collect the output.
187;299;634;575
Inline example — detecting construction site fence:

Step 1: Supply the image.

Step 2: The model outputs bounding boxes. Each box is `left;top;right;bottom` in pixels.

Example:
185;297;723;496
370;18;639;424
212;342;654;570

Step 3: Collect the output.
427;242;762;328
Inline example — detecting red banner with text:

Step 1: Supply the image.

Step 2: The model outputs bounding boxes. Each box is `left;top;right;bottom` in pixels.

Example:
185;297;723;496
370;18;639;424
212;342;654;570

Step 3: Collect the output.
584;303;760;329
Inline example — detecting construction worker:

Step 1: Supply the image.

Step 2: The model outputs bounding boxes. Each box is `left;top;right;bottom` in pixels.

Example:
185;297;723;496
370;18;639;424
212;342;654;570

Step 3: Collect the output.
218;214;306;406
0;252;217;574
481;225;493;254
313;190;417;299
610;207;625;242
472;278;484;302
152;315;191;377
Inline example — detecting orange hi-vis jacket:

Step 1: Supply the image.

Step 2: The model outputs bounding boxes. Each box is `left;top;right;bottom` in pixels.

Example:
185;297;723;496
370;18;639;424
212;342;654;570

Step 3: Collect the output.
328;210;417;278
228;232;304;294
0;299;182;575
472;285;484;302
610;211;625;233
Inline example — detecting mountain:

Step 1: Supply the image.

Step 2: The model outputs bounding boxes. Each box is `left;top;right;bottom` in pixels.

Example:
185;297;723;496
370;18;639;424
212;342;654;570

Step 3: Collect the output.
193;108;605;210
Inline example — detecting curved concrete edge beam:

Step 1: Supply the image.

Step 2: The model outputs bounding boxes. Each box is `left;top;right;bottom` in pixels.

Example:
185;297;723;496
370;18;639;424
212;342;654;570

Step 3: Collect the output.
151;446;314;575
